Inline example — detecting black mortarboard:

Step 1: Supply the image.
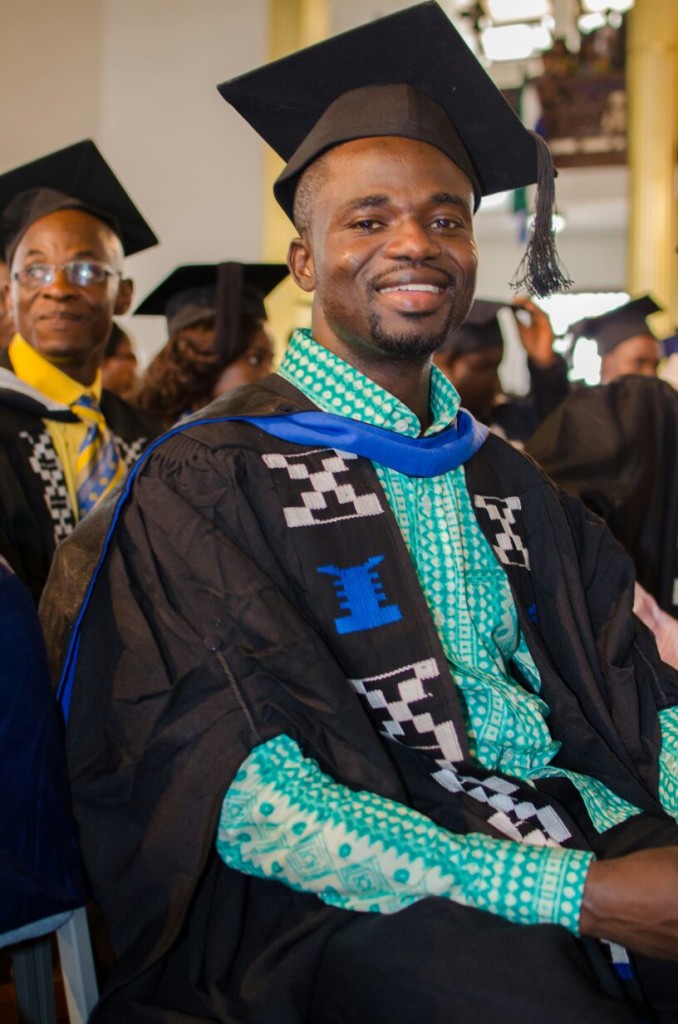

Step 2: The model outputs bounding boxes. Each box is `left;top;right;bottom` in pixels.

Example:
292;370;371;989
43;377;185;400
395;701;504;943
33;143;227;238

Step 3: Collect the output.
0;139;158;263
135;262;289;364
571;296;662;357
217;1;570;297
439;299;514;355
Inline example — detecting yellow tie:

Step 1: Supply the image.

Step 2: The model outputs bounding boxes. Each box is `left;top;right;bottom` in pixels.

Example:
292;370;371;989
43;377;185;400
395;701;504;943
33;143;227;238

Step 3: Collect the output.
71;394;125;518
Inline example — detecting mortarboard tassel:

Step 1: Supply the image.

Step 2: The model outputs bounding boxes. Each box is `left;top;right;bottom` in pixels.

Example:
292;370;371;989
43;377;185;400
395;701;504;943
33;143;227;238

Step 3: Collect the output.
510;132;573;299
214;263;245;368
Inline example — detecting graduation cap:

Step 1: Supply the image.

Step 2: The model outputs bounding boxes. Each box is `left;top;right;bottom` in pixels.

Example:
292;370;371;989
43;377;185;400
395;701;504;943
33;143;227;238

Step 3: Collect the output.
0;139;158;263
135;262;289;364
217;1;570;297
438;298;515;356
571;295;662;356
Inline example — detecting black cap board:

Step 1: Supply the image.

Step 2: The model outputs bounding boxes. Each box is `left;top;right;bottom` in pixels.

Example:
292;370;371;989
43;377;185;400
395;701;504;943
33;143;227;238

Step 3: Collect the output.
0;139;158;264
571;296;662;356
439;298;515;355
217;1;570;297
135;262;289;364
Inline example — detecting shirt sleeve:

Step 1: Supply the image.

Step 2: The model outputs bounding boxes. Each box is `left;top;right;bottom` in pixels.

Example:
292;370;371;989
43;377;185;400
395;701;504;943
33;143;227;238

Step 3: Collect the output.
217;733;592;933
658;707;678;821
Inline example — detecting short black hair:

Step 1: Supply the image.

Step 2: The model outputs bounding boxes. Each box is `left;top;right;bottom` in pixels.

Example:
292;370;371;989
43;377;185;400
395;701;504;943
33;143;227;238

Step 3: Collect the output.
292;152;331;235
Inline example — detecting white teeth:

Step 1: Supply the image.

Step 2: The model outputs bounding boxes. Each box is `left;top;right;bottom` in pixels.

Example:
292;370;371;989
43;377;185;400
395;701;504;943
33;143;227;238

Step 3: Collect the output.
380;283;442;294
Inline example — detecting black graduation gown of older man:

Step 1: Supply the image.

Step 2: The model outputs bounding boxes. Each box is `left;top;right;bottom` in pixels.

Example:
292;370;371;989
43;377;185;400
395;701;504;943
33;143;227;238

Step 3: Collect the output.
44;375;678;1024
0;348;161;602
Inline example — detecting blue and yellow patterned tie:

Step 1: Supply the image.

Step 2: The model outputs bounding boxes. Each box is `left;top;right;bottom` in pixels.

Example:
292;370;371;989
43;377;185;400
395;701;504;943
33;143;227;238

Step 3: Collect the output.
71;393;125;519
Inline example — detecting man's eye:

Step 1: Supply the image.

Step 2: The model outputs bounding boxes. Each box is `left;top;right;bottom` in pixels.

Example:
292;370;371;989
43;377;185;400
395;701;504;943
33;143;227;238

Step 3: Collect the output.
352;219;382;231
25;264;50;282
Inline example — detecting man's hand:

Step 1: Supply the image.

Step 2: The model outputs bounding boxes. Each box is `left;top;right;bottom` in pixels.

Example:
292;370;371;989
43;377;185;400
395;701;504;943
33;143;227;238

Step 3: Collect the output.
580;848;678;961
512;296;557;368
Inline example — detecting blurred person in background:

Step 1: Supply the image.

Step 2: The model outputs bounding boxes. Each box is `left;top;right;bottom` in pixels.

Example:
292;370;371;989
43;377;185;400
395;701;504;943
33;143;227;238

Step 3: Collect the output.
571;295;663;385
0;140;161;601
0;260;15;348
135;262;288;428
434;295;567;444
100;321;139;402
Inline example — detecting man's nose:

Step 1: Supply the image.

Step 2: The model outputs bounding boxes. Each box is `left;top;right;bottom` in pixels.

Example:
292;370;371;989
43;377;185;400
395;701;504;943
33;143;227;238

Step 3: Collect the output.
42;266;77;296
383;219;441;260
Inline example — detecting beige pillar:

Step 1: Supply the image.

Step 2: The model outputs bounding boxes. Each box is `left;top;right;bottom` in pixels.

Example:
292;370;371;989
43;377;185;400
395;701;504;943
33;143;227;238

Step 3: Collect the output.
263;0;331;350
626;1;678;336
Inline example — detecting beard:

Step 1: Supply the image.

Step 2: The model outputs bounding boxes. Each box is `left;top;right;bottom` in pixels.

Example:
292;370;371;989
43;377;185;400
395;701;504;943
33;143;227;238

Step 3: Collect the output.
365;293;472;362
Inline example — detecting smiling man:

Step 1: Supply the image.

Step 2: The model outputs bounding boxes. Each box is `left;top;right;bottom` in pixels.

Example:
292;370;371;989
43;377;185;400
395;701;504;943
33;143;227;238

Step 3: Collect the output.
0;141;161;600
48;5;678;1023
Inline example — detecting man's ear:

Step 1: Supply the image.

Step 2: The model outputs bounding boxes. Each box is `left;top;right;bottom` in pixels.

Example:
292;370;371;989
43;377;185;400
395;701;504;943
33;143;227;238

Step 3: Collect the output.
114;277;134;315
288;237;316;294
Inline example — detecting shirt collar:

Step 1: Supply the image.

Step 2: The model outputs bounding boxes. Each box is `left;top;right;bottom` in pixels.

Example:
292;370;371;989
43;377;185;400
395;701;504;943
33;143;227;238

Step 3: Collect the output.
278;328;460;438
8;334;102;407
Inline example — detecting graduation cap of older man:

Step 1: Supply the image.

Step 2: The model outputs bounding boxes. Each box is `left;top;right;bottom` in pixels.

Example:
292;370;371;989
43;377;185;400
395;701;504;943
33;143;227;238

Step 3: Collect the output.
0;139;158;264
135;262;289;366
217;1;570;298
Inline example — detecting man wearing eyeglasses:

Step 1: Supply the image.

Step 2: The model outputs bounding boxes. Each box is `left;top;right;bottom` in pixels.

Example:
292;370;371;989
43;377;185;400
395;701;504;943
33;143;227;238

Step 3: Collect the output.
0;140;161;601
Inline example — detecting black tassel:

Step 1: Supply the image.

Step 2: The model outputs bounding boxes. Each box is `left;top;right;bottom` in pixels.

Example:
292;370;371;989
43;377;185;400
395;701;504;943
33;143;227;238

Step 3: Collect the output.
214;262;245;367
510;132;573;298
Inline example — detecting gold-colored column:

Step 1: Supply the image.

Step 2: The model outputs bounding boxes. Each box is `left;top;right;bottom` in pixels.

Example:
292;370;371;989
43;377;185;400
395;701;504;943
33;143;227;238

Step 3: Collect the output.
626;1;678;336
263;0;331;350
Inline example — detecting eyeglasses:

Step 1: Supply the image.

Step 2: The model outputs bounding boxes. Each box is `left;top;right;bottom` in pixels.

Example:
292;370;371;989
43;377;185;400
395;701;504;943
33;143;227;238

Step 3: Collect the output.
12;261;121;289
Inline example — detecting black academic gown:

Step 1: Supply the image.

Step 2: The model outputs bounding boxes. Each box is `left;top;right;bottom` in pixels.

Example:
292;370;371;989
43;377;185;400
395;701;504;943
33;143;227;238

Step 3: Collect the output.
0;348;161;602
526;375;678;616
43;376;678;1024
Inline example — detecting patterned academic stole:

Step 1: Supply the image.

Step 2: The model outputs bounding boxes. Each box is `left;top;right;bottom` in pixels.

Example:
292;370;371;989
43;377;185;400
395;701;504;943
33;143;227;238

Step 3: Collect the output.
71;394;125;519
260;441;572;848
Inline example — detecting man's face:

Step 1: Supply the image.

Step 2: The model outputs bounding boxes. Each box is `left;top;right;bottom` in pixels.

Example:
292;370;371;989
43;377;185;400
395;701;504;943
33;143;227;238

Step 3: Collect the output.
600;334;661;384
0;260;15;348
434;346;503;420
289;137;477;369
8;208;132;372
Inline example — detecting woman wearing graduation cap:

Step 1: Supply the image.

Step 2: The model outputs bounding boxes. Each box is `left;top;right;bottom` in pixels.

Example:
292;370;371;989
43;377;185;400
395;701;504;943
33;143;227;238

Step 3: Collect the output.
135;262;288;427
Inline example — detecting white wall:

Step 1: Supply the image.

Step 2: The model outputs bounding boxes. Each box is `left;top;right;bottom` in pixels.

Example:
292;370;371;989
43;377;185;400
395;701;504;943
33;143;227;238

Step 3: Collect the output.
97;0;268;357
0;0;103;162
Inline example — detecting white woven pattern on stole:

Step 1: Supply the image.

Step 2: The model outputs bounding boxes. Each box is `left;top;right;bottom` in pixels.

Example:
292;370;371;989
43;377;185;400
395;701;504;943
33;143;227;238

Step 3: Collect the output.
263;448;383;527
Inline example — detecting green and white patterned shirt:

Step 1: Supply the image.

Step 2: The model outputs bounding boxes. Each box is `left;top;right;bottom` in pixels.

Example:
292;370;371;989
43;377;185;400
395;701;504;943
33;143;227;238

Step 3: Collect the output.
216;329;678;933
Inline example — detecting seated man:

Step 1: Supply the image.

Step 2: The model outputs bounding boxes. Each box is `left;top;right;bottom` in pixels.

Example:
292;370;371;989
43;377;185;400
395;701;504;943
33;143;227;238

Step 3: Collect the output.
433;296;568;443
0;140;161;600
572;294;664;384
46;6;678;1022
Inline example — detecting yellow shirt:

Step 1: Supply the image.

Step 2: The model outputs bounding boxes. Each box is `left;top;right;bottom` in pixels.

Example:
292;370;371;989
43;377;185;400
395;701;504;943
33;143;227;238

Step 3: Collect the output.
9;335;104;522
